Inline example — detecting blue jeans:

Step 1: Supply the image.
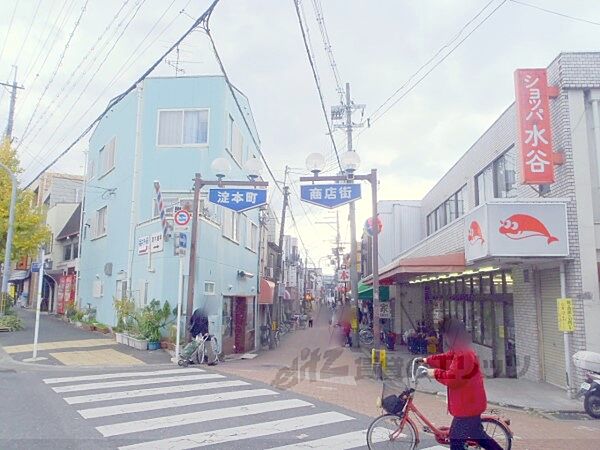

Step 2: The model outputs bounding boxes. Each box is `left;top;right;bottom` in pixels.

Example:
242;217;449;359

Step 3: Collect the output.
450;416;503;450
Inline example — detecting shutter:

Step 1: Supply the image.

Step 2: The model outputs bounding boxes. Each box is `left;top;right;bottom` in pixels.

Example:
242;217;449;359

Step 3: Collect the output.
539;268;566;387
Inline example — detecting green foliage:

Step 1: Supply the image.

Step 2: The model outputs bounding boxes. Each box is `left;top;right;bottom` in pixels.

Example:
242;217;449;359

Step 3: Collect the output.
136;299;172;342
0;314;23;331
114;296;135;330
0;139;51;261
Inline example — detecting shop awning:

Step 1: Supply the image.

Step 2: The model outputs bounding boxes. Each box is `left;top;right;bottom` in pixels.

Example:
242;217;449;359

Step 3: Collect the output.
9;270;30;282
258;278;275;304
357;281;390;301
363;252;466;285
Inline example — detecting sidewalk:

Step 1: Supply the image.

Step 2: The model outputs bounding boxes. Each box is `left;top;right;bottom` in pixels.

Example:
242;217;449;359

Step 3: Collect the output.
0;308;171;367
360;343;582;413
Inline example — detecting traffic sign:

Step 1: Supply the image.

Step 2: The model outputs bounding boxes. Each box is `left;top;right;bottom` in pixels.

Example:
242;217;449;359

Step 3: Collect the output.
174;209;191;228
300;183;361;209
208;188;267;212
337;268;350;282
31;262;41;273
174;231;189;256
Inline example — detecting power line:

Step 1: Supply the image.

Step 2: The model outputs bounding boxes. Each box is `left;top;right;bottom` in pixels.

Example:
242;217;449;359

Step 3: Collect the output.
23;0;148;171
0;2;19;66
17;0;91;147
12;0;43;70
365;0;507;129
509;0;600;26
23;0;221;189
292;0;342;172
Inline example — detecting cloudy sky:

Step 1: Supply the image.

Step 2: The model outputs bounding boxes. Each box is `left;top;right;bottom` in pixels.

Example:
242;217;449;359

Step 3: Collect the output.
1;0;599;272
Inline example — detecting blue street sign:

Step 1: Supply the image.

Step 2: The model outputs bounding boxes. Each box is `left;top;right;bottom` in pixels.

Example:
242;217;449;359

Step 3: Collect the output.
178;232;187;249
300;183;361;209
31;262;41;273
208;188;268;212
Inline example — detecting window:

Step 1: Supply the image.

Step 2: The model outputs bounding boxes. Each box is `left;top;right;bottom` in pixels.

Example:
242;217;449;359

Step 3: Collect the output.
427;212;436;236
94;206;107;238
73;241;79;259
247;221;258;252
492;273;503;294
99;137;116;176
63;244;72;261
435;205;446;229
246;298;255;332
426;185;468;236
505;272;513;294
204;281;215;295
465;300;473;333
222;209;239;242
475;165;494;205
157;109;208;146
456;185;466;217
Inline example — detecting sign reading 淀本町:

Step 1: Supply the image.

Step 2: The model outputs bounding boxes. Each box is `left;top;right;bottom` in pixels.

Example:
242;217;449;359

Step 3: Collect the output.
514;68;555;185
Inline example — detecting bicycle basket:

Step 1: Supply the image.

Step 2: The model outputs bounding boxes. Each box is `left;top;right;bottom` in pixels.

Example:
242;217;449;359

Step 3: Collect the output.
382;394;407;415
378;379;410;415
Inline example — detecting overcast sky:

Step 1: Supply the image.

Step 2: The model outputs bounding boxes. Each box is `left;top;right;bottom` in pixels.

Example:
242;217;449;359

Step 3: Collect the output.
1;0;599;272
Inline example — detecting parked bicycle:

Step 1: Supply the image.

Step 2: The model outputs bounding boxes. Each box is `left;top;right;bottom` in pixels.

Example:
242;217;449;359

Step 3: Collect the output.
366;358;513;449
178;334;219;367
359;327;374;345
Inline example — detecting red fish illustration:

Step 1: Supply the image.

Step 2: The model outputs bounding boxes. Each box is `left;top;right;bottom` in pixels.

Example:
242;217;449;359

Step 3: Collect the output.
468;220;485;245
499;214;558;244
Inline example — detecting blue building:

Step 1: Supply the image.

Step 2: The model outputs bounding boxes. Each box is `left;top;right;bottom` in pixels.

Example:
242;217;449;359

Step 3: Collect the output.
79;75;263;354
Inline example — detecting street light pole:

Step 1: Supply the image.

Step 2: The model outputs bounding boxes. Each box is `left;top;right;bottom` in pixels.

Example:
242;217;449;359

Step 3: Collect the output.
0;161;17;299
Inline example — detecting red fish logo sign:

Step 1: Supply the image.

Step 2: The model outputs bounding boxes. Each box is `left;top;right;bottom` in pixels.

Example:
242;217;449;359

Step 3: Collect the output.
499;214;558;244
468;220;485;245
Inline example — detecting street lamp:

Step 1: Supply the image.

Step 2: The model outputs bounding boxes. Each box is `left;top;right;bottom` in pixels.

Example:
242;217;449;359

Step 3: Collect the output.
211;157;232;180
305;152;326;176
340;151;361;175
243;157;262;180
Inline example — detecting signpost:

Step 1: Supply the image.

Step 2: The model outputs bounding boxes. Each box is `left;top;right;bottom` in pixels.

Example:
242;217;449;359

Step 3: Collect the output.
300;183;361;209
208;188;267;212
174;229;189;363
174;209;191;229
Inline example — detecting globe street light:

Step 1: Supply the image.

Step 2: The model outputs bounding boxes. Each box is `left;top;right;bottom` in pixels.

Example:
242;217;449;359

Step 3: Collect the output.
211;157;232;180
340;151;361;175
243;157;262;180
305;152;326;176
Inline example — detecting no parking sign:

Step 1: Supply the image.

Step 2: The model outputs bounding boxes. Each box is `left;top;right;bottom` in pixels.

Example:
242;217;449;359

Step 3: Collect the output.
174;209;191;229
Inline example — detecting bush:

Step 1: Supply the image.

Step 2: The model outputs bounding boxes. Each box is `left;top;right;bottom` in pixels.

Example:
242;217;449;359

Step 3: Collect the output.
136;300;172;343
0;314;23;331
114;297;135;330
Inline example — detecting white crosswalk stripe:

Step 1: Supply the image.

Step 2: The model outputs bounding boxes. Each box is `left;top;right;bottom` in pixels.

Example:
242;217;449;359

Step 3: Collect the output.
43;367;437;450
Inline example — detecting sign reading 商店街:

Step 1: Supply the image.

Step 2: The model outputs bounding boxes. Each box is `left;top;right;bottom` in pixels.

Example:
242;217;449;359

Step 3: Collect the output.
464;201;569;263
300;183;361;209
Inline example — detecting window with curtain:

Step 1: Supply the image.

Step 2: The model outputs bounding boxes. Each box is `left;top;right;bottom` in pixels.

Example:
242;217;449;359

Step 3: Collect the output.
95;206;107;238
157;110;208;146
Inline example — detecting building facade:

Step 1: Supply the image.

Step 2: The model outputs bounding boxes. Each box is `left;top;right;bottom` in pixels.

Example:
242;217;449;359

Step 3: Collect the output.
368;53;600;391
79;75;263;354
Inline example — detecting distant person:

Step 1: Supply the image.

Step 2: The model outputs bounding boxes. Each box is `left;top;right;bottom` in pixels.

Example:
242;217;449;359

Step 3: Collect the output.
308;316;313;328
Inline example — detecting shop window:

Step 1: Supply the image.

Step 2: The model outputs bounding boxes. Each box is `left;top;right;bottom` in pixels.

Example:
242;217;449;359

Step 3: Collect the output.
481;275;492;294
504;272;513;293
492;273;503;294
444;300;450;318
464;277;472;294
450;301;456;318
455;278;465;295
465;301;473;333
483;301;494;347
473;301;483;344
222;298;233;337
471;276;480;294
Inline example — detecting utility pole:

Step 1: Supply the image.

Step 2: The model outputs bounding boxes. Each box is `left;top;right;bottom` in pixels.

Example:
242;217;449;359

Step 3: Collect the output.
1;66;24;141
271;181;290;348
335;82;365;346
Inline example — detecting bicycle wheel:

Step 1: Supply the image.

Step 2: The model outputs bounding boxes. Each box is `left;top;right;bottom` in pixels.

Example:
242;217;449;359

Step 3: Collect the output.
476;417;512;450
366;414;417;450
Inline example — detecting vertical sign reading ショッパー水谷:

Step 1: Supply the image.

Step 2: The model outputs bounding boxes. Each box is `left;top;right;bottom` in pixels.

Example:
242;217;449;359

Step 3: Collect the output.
514;69;555;184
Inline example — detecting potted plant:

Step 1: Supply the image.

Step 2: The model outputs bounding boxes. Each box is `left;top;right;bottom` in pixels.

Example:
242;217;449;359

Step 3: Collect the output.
114;296;135;344
137;299;172;351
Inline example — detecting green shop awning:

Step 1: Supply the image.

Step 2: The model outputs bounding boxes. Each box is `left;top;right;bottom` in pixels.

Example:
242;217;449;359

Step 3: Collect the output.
357;281;390;301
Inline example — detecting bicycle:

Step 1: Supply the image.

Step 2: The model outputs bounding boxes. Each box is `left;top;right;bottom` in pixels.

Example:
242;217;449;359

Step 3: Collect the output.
366;358;513;449
178;334;219;367
359;327;374;346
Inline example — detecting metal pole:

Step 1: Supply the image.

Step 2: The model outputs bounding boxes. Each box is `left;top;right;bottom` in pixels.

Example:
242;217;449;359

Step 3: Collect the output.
174;255;184;362
185;174;202;343
559;261;574;398
31;247;46;361
4;66;19;140
371;169;381;348
1;162;17;296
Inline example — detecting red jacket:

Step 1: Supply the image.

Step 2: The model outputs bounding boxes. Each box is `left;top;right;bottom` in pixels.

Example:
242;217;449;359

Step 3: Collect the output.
426;348;487;417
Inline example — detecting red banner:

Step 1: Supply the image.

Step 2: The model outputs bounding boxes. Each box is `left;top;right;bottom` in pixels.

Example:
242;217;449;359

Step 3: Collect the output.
514;69;555;184
57;274;75;314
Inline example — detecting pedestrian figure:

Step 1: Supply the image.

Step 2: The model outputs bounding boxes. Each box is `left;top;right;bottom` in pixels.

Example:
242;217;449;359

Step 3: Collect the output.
308;316;313;328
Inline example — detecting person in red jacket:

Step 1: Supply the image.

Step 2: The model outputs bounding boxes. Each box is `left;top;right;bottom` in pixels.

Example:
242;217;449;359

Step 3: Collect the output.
423;318;502;450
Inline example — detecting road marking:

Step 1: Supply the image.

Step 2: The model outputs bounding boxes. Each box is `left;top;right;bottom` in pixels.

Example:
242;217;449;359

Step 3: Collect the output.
44;368;199;384
3;338;116;354
97;399;313;437
118;411;354;450
49;349;145;366
53;373;223;393
64;379;248;404
267;429;386;449
78;388;279;419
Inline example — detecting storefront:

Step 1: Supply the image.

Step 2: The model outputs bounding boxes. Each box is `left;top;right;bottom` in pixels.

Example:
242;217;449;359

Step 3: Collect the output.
222;296;256;354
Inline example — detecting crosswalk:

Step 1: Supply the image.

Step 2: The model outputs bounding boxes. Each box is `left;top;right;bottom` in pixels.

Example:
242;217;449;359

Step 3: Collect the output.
42;367;442;449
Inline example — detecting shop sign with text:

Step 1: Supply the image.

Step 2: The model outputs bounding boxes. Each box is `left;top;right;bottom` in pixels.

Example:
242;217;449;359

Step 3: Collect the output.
514;68;555;184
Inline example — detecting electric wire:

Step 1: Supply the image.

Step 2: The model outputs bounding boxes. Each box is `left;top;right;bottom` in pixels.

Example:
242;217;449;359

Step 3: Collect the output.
0;2;19;67
364;0;507;130
12;0;43;71
292;0;342;172
509;0;600;26
23;0;221;188
17;0;91;148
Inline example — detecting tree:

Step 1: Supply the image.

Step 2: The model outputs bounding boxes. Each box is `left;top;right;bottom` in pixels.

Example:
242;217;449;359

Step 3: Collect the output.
0;138;50;263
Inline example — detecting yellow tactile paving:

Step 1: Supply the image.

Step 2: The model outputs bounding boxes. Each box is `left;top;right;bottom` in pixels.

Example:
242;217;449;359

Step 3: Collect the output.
3;338;116;354
49;348;145;366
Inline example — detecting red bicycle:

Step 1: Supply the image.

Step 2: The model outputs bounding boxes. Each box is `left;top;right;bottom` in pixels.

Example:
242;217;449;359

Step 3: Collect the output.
366;358;513;449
